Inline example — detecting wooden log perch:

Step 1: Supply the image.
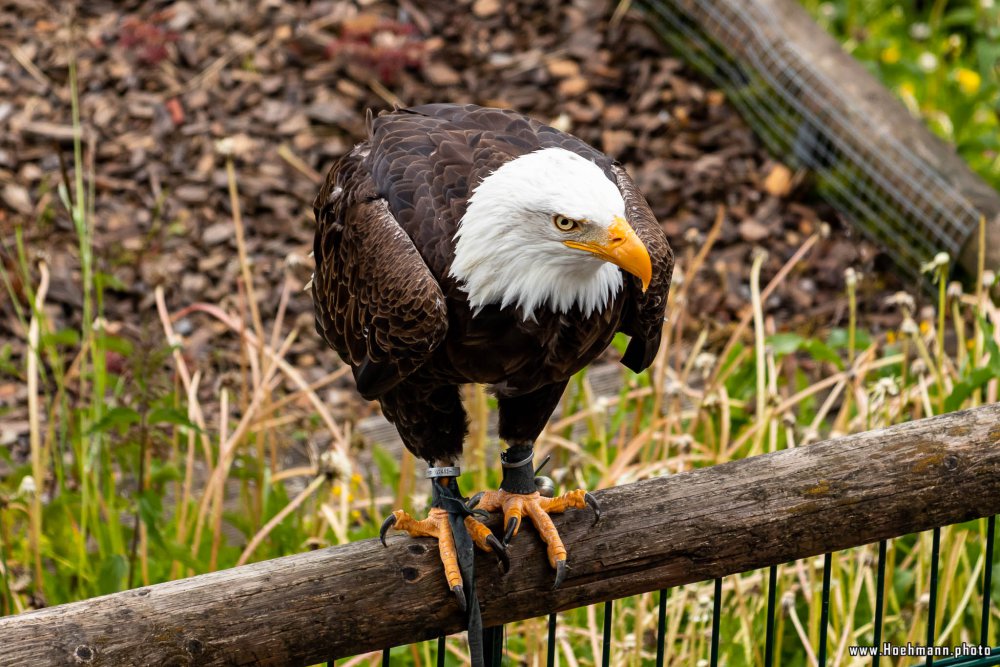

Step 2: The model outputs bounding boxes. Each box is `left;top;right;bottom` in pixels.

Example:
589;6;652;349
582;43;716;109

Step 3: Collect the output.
2;404;1000;666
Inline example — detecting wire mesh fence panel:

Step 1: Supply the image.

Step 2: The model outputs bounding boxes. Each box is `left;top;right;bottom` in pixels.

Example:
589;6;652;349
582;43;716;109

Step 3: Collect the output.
635;0;985;284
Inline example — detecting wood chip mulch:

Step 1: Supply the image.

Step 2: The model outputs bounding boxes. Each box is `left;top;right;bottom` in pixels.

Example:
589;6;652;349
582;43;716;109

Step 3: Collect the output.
0;0;903;447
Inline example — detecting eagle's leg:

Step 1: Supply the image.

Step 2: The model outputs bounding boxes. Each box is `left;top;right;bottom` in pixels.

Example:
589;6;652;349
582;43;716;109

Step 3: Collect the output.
470;444;601;589
471;383;601;588
379;474;510;607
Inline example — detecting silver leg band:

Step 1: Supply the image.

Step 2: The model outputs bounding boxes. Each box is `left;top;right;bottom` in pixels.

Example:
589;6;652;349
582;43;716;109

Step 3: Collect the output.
501;452;533;469
426;466;461;479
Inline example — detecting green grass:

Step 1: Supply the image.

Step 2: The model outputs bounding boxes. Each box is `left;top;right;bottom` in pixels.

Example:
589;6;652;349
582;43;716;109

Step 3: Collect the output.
3;43;1000;667
800;0;1000;190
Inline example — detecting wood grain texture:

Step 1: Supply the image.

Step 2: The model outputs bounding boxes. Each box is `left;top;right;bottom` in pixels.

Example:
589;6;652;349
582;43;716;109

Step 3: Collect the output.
2;404;999;666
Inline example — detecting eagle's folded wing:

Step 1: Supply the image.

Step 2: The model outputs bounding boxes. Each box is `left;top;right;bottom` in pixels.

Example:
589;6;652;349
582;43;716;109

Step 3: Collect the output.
313;163;448;399
613;164;675;373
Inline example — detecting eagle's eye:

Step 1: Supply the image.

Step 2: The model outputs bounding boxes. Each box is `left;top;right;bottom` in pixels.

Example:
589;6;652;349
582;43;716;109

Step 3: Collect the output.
553;214;580;232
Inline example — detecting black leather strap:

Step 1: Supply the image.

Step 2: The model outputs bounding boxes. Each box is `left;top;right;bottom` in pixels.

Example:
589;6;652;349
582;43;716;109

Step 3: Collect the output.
431;477;485;667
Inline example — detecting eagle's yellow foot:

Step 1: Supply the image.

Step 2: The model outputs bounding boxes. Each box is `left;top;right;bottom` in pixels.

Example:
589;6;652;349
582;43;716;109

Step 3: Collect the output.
379;507;510;609
471;488;601;589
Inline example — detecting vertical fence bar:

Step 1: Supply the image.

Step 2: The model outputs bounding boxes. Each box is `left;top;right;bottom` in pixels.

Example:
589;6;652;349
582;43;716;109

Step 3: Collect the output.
983;516;996;648
819;553;832;665
710;578;722;667
928;528;941;666
764;565;778;667
482;626;503;666
656;589;668;667
437;636;446;667
873;540;888;667
602;600;613;667
492;626;503;666
382;647;390;666
547;613;557;667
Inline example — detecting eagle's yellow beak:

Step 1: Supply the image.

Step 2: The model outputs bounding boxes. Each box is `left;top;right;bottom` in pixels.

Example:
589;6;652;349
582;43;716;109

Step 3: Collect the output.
564;216;652;291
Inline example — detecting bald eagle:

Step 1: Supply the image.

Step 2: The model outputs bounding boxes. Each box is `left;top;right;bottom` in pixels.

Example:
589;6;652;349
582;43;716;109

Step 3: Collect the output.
312;103;673;658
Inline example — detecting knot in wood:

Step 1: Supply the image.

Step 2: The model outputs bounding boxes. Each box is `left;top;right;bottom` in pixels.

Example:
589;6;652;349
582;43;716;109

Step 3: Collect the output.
74;645;94;662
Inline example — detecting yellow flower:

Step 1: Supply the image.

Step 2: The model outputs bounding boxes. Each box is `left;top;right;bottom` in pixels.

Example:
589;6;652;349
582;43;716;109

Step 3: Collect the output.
896;81;919;114
919;320;931;335
956;68;981;95
881;45;901;64
886;331;897;345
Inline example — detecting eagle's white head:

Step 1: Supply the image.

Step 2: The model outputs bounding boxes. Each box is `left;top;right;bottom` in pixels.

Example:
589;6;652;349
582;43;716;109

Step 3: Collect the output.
450;147;651;319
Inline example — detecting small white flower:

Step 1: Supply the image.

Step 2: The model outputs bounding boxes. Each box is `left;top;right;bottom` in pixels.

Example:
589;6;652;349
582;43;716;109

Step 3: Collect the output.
885;291;916;313
910;22;932;40
694;352;718;376
320;448;353;482
18;475;36;497
844;267;858;287
876;377;899;397
921;251;949;273
917;52;938;72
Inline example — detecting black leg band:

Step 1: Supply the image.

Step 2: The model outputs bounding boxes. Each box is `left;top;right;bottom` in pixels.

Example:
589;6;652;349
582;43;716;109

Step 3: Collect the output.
500;444;537;494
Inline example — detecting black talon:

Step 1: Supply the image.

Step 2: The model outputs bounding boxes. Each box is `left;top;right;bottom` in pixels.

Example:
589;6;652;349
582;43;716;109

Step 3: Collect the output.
553;559;568;590
486;534;510;573
379;514;397;547
504;516;519;545
467;491;485;509
452;585;467;612
584;492;602;524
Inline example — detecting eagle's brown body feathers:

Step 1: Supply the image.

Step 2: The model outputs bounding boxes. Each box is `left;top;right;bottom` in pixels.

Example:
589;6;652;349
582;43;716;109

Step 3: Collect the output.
313;104;673;463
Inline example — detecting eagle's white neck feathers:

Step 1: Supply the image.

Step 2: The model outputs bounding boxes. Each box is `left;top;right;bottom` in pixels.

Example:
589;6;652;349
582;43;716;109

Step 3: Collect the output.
449;148;626;320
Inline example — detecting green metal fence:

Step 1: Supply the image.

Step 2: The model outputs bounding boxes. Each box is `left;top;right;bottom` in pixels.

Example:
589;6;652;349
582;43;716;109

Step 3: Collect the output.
368;515;997;665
